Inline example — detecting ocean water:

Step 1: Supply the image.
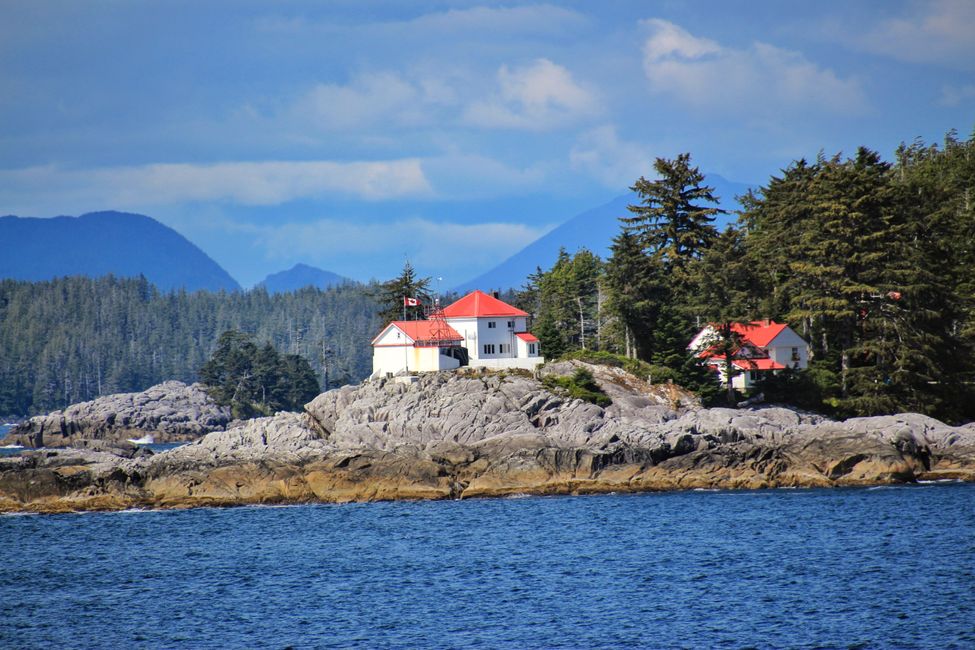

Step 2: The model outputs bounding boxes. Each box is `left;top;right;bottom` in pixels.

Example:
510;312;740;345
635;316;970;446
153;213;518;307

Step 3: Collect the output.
1;485;973;649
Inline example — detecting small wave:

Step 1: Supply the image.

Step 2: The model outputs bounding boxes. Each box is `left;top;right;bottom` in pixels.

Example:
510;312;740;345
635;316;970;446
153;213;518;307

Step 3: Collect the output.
1;444;24;449
504;493;532;499
917;479;963;484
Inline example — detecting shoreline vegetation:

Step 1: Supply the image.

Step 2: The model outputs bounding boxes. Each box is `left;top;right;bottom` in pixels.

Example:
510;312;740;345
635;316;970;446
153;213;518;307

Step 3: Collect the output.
2;362;973;515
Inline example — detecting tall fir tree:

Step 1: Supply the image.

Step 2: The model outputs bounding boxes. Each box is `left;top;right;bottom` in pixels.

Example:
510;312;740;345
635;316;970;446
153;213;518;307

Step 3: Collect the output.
374;261;432;323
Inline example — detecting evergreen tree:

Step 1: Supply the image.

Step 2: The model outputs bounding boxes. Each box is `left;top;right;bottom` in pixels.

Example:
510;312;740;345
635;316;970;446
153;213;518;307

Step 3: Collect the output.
622;152;722;287
687;227;758;405
199;330;321;418
604;230;658;359
374;261;432;323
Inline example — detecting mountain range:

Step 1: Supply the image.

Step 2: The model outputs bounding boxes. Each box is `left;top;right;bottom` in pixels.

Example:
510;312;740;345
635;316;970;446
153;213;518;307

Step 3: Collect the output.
1;174;751;293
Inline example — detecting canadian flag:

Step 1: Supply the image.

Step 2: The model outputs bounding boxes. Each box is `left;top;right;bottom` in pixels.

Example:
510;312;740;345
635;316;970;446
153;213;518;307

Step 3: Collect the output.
404;297;420;306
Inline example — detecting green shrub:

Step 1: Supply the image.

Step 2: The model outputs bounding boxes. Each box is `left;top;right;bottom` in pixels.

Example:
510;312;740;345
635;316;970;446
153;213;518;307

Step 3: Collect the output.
560;350;653;378
542;367;612;407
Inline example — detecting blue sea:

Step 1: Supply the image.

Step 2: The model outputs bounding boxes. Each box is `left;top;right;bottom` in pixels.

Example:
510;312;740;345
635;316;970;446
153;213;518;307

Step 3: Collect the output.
1;484;973;649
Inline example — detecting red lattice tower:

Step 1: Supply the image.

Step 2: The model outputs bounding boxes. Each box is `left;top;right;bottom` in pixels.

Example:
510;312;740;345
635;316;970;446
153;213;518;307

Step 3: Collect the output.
417;299;457;347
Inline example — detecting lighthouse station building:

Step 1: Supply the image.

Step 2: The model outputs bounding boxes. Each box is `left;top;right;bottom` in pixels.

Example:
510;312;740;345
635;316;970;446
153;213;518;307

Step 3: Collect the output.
371;290;543;377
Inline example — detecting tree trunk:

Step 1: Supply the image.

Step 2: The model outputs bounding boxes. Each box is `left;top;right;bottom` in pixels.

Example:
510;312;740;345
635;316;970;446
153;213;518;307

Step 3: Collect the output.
841;349;849;398
577;297;585;350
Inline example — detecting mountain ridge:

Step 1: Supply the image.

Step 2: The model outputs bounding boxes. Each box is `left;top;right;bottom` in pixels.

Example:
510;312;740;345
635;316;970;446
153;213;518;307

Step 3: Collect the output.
0;211;240;292
258;263;351;294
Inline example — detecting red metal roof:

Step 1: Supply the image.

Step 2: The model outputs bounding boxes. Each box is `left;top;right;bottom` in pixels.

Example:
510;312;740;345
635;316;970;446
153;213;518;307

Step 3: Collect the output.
731;357;786;371
732;321;788;348
515;332;539;342
442;290;529;318
372;320;462;346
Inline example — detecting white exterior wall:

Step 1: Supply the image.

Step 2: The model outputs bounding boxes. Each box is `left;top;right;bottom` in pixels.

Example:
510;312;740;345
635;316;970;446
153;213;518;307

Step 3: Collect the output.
515;337;541;358
372;345;460;377
469;357;544;371
711;362;755;391
445;315;528;360
445;317;480;359
371;325;460;377
766;329;810;370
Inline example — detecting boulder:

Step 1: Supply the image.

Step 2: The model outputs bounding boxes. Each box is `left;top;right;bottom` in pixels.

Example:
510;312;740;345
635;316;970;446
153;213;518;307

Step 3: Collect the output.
3;381;231;447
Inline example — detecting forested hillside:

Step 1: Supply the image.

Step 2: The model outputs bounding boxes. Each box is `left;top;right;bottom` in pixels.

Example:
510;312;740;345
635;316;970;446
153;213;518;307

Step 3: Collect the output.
514;130;975;422
0;276;380;416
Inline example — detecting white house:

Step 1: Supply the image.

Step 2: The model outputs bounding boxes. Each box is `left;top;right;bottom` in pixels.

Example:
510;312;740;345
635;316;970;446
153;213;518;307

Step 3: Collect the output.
688;320;810;391
371;290;544;377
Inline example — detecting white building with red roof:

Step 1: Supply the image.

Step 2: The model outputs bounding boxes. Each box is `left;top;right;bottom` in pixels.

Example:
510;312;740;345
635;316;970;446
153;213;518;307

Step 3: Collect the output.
688;320;809;390
371;290;543;377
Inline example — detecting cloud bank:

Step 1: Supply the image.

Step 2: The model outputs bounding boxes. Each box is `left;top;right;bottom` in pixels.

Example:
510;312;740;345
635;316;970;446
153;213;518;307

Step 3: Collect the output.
640;19;868;116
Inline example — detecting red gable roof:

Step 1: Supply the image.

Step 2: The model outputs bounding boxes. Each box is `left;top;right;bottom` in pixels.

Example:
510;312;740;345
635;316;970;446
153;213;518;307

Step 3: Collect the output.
515;332;539;342
372;320;462;346
731;321;788;348
442;290;529;318
705;355;786;371
731;358;786;371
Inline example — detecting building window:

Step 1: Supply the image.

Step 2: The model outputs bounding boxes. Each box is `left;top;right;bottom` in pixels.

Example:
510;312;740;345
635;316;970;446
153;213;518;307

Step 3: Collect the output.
500;343;510;353
488;321;496;329
529;343;536;355
483;344;495;355
507;321;514;329
791;347;800;361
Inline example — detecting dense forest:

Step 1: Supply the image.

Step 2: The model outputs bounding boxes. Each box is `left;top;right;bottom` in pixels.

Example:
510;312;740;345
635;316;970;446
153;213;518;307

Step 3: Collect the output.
0;276;380;416
514;130;975;422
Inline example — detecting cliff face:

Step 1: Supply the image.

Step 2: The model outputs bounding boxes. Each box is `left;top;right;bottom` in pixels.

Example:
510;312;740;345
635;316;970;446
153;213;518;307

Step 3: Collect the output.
3;381;231;448
1;364;974;513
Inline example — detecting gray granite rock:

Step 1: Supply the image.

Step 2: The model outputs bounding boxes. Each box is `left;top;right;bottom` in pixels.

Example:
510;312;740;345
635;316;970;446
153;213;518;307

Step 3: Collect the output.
4;381;231;447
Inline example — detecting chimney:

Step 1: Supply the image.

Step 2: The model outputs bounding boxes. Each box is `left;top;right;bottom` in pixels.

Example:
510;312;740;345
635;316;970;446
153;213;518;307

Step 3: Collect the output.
493;291;500;299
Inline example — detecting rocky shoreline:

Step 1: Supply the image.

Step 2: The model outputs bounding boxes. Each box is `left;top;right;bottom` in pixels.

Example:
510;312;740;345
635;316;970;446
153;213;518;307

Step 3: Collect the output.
2;363;974;513
3;381;232;448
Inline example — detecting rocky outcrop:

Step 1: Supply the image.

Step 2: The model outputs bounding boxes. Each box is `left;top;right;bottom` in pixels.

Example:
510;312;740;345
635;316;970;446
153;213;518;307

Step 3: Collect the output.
1;362;973;513
2;381;231;448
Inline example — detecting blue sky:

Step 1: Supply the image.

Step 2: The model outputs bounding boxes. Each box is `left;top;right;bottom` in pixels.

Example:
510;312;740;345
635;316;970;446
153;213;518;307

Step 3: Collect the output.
1;1;972;287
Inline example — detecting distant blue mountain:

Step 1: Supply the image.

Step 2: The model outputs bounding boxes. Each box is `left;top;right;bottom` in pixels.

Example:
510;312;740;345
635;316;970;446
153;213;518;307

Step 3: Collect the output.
453;174;753;292
0;211;240;291
258;263;350;293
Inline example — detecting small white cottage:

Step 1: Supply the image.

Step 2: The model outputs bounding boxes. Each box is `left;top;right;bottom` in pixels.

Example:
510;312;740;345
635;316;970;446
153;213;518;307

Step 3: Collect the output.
371;290;544;377
688;320;809;390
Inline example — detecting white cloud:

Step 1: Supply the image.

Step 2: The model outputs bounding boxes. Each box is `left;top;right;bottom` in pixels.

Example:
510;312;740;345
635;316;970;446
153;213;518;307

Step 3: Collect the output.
463;58;599;130
640;19;868;116
860;0;975;69
292;71;458;131
422;153;549;198
570;125;651;188
939;83;975;107
258;5;588;38
253;217;553;277
0;159;433;212
402;4;588;36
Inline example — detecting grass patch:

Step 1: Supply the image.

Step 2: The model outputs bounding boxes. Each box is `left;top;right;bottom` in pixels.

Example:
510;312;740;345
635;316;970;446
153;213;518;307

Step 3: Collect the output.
542;367;612;407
